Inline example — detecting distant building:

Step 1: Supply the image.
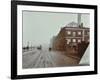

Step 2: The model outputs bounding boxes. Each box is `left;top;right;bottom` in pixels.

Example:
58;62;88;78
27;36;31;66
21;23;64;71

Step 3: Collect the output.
51;14;90;63
52;22;89;61
52;26;89;49
64;26;89;45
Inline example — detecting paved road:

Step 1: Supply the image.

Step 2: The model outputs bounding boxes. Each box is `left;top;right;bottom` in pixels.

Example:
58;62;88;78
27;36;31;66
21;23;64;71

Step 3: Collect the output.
22;48;78;69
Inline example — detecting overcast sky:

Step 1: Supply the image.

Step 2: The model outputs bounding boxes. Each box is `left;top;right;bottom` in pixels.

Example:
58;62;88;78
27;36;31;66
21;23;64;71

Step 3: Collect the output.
23;11;89;47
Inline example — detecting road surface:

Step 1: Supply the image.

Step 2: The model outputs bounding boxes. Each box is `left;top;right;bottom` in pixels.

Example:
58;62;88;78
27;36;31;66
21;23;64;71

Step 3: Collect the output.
22;48;79;69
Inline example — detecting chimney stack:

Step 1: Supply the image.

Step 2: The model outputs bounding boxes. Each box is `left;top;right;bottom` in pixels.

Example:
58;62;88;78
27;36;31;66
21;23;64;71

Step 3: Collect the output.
78;13;81;27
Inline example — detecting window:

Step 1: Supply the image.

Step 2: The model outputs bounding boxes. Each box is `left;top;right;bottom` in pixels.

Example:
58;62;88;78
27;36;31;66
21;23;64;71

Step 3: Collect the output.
73;32;76;36
78;39;81;43
67;31;71;35
73;39;76;42
78;31;81;35
67;39;71;44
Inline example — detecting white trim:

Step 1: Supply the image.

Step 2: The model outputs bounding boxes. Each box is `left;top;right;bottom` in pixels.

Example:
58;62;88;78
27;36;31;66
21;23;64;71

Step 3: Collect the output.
66;37;82;38
17;5;94;75
65;28;89;30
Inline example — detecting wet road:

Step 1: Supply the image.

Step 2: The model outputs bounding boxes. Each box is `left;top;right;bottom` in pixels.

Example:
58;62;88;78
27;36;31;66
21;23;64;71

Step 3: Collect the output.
22;48;78;69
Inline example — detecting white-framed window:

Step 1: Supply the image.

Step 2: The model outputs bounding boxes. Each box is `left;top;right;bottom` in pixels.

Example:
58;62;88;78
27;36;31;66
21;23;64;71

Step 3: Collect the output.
78;39;81;43
73;32;76;36
67;31;71;35
78;31;81;35
72;39;76;42
67;39;71;44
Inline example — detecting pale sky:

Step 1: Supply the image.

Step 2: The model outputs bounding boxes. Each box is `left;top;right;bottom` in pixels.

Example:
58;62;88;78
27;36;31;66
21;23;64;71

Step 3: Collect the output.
22;11;90;47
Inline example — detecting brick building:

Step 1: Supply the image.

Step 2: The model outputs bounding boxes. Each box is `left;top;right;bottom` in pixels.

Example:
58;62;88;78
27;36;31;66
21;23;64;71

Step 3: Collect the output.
51;23;89;61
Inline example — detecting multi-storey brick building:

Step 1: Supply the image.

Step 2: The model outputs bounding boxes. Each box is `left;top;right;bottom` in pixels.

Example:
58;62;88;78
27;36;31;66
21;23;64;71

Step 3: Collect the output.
51;24;89;61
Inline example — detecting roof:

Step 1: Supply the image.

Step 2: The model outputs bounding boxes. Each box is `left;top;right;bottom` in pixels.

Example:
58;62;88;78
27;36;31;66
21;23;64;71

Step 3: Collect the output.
67;22;79;27
64;27;89;29
63;22;89;30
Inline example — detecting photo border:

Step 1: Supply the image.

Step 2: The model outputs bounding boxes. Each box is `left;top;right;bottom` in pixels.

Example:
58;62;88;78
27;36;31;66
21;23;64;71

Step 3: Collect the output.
11;0;97;79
